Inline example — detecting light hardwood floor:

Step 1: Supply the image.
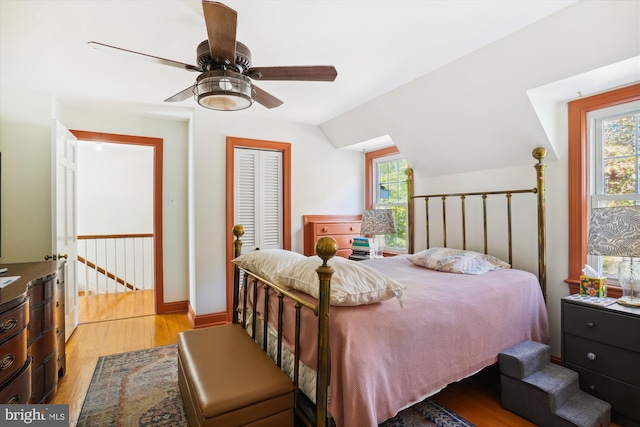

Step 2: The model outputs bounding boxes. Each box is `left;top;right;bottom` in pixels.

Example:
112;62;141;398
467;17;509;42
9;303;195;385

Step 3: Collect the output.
53;291;192;426
53;292;619;427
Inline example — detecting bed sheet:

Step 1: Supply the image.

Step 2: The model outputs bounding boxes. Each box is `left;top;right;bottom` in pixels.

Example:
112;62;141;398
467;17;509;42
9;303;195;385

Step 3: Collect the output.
242;255;549;427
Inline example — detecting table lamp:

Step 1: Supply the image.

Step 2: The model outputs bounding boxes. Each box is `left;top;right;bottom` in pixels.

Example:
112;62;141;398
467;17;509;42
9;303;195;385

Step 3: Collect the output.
361;209;396;259
587;205;640;307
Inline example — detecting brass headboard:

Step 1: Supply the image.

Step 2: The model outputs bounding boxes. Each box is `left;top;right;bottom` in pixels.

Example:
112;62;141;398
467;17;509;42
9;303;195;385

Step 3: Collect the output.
406;147;547;298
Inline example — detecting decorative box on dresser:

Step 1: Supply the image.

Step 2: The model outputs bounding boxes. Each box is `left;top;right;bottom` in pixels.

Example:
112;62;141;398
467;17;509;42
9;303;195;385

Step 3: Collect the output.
303;214;362;258
0;261;66;404
561;295;640;427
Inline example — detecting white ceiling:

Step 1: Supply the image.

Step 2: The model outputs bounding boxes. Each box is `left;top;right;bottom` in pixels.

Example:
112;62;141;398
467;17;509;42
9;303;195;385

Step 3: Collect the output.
0;0;578;125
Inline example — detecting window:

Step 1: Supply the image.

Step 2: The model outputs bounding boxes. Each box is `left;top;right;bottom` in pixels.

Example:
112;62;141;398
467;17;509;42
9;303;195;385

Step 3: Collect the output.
365;147;411;253
588;103;640;280
567;83;640;297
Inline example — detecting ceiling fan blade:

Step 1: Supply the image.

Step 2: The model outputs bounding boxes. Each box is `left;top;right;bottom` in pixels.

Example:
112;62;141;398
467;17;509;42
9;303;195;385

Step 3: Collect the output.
202;1;237;63
88;41;200;72
248;66;338;81
165;86;194;102
253;85;283;109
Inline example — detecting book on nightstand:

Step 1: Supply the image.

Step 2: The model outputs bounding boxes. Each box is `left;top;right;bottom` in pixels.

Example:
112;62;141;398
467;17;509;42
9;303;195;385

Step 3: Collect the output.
350;237;372;260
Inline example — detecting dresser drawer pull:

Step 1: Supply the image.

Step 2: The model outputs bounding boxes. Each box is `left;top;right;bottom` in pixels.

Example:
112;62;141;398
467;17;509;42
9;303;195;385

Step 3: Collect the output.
0;318;17;333
0;353;15;370
586;352;597;361
321;228;328;232
586;322;595;328
589;385;596;392
6;395;20;404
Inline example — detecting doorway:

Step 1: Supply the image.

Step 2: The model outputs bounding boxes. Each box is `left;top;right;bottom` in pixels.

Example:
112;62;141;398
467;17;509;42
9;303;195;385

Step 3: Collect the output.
71;130;164;322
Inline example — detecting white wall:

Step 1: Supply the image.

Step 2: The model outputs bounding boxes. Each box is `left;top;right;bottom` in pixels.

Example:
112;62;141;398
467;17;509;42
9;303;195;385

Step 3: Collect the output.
411;145;568;356
322;0;639;178
190;109;363;315
0;87;54;262
77;141;153;234
0;89;363;317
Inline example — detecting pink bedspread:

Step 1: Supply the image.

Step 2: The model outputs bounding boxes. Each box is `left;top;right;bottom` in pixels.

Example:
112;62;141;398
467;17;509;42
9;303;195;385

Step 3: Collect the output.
249;255;549;427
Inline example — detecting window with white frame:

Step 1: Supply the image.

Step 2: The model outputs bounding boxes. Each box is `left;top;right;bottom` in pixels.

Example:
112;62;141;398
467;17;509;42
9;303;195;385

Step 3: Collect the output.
372;153;409;252
588;101;640;280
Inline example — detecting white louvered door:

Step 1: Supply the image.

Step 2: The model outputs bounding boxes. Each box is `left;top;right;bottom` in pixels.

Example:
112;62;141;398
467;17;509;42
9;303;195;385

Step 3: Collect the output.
234;148;283;251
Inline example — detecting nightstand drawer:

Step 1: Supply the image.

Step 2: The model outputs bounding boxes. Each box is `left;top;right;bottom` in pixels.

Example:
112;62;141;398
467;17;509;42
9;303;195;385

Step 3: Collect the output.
563;303;640;352
332;234;358;249
564;334;640;386
315;222;361;236
566;362;640;424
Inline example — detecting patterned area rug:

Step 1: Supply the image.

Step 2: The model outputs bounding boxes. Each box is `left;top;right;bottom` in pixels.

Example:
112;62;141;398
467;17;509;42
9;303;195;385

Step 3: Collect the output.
379;399;475;427
77;345;187;426
77;344;474;427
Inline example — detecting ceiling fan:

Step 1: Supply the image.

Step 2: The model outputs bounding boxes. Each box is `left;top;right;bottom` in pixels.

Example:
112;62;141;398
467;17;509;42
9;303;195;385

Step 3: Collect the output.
89;0;337;111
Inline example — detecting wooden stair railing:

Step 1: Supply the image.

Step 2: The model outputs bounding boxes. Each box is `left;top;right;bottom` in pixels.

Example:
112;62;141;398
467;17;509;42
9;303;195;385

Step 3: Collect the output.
77;255;138;291
78;233;154;294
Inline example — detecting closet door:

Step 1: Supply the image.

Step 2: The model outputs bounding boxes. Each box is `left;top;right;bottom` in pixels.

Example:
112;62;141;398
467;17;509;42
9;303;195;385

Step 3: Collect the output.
234;148;283;251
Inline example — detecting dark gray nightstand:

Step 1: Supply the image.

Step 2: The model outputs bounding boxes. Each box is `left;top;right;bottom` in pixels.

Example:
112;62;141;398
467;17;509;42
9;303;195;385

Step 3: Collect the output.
561;295;640;427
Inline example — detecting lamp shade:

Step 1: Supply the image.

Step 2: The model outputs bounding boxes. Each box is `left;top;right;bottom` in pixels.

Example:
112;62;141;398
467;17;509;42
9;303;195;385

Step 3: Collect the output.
587;205;640;257
361;209;396;235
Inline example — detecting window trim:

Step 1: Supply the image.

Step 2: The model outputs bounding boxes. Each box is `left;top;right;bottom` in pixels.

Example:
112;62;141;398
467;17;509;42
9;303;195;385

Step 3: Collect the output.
566;83;640;297
365;146;400;209
365;146;412;254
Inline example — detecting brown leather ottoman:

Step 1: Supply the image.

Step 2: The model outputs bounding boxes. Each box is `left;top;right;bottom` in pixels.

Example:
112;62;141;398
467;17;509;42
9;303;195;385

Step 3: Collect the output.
177;324;295;427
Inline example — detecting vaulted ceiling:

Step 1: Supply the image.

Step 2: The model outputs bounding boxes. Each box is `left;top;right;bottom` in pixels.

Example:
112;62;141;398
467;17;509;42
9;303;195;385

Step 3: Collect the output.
1;0;575;124
2;1;638;176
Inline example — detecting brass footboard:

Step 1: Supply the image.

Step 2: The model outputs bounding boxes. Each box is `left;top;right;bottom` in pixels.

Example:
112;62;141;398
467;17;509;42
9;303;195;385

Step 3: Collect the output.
232;224;336;427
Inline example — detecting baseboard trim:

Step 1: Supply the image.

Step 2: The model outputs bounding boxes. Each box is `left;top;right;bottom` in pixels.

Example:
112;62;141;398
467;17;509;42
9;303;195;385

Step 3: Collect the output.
157;300;188;314
187;303;228;328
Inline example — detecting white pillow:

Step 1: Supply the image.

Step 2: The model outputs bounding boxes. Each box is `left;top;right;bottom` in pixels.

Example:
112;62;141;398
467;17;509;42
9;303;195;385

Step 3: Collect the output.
275;256;404;306
408;247;510;274
232;249;307;283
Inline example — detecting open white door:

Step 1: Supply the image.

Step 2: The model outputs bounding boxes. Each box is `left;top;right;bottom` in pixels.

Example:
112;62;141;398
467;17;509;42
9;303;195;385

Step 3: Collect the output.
51;120;78;340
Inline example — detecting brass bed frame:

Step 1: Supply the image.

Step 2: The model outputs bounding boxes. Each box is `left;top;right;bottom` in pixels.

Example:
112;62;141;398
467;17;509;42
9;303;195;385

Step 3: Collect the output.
231;147;548;427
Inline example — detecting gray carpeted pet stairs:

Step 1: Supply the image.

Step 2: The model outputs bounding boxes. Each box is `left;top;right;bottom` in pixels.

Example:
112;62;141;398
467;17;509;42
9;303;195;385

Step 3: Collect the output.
499;340;611;427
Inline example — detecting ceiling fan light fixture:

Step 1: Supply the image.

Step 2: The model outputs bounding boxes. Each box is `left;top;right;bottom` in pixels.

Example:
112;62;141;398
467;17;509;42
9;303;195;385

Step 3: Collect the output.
194;70;253;111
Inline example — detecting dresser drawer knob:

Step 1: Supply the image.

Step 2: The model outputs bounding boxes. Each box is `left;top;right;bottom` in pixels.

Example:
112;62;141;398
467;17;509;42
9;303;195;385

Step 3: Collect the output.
0;318;17;333
589;385;596;392
322;228;328;232
586;322;595;328
6;395;20;404
0;353;15;370
586;352;597;361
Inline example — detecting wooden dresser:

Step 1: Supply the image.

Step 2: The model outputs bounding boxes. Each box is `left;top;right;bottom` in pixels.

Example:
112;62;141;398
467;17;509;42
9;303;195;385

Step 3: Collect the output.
303;214;362;258
0;261;66;404
561;296;640;427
